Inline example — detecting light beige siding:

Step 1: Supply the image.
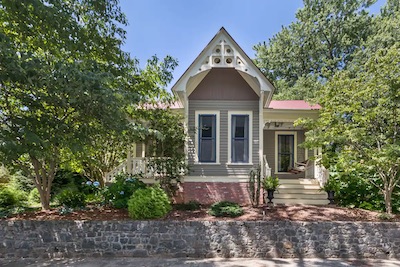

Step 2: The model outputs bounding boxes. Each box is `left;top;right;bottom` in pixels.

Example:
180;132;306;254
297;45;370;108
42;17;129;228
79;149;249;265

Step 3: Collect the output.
263;129;308;179
188;100;259;177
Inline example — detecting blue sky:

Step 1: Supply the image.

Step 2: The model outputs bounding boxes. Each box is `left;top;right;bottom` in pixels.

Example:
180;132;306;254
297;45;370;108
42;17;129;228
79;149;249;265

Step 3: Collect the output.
120;0;387;88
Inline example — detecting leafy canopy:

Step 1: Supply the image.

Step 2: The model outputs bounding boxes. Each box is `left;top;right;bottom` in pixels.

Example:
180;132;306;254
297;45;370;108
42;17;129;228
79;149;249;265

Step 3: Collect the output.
298;44;400;214
254;0;376;99
0;0;140;209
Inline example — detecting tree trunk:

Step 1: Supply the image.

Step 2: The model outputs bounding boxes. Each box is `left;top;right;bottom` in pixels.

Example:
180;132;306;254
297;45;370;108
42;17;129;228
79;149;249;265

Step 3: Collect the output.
384;188;393;215
37;185;51;210
30;156;57;211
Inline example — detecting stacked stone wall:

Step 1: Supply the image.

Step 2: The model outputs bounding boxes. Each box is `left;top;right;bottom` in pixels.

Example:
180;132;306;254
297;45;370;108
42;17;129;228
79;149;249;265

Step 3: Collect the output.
1;220;399;259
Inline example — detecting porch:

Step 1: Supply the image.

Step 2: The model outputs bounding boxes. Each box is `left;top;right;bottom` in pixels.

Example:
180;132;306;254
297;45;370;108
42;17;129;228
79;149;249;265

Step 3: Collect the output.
263;153;330;205
105;152;329;205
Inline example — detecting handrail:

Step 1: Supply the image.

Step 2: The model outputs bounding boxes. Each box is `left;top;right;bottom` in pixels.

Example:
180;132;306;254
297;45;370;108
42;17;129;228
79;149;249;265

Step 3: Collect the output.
263;155;272;177
105;160;128;182
314;155;329;186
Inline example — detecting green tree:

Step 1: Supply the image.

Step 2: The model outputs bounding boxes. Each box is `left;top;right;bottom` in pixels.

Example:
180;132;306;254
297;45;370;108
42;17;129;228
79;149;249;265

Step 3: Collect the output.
0;0;136;210
298;45;400;214
353;0;400;64
132;106;187;197
70;56;178;185
254;0;375;99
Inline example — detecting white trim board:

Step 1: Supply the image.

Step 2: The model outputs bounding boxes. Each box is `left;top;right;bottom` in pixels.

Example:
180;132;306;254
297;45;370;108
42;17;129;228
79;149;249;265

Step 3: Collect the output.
274;131;297;174
227;111;253;164
183;176;249;183
194;110;220;164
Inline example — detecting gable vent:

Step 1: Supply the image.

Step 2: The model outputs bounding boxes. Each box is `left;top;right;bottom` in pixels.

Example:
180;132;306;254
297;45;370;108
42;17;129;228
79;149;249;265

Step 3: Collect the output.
199;40;248;72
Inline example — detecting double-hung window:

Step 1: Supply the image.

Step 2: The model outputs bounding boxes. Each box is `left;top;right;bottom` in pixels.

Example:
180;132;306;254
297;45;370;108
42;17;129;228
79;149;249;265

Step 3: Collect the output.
197;114;217;163
228;111;252;164
275;132;297;172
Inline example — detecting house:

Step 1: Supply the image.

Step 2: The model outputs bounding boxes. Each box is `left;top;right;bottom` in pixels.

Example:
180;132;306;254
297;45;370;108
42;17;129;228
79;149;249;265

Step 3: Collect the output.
107;27;329;205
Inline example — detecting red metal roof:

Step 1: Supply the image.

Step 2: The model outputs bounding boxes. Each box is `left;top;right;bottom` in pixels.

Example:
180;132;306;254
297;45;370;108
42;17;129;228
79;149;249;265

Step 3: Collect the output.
268;100;321;110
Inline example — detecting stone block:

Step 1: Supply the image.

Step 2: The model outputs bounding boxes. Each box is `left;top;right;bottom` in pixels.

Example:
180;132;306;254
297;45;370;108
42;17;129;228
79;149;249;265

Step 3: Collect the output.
131;249;148;257
81;240;95;249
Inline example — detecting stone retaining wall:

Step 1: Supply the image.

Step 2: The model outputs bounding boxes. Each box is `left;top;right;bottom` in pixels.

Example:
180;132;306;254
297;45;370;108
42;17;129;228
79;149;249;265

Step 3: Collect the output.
1;220;399;259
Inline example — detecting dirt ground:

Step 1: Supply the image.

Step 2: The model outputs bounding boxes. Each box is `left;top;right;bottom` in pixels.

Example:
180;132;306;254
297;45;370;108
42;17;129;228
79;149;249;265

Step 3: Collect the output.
3;204;399;222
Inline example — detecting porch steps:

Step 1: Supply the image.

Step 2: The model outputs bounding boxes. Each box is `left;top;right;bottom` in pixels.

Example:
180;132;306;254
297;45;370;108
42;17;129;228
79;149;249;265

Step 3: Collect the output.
273;178;329;205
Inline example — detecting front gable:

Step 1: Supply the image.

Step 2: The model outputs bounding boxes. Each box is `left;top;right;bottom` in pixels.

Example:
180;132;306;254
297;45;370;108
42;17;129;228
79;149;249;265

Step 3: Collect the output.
172;27;275;106
188;68;259;101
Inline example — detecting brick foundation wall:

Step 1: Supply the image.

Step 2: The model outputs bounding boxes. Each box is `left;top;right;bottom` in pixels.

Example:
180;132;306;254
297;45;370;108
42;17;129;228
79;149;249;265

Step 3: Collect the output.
1;220;400;259
182;182;252;205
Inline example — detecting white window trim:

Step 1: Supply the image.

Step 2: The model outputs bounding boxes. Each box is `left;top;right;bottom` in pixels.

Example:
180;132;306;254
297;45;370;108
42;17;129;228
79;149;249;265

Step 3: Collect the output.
227;111;253;164
274;131;297;174
194;110;220;164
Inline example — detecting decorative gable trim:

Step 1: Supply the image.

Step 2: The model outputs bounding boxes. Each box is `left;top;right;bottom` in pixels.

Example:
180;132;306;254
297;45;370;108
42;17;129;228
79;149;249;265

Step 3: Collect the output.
172;27;275;106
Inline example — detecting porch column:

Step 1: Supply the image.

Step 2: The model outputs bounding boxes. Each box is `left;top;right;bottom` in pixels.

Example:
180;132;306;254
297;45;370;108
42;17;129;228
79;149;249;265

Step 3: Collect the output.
127;149;132;174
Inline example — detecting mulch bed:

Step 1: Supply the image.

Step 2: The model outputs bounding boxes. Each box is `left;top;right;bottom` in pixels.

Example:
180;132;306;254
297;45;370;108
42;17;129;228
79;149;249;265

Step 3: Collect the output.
3;204;399;222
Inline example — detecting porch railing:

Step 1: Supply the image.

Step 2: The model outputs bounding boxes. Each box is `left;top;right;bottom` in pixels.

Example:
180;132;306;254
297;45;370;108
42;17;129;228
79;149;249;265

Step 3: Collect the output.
314;155;329;186
263;155;272;178
105;157;185;183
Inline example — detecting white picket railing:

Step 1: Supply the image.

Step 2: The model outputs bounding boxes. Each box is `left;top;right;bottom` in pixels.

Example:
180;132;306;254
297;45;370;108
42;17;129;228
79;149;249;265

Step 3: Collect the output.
105;157;185;182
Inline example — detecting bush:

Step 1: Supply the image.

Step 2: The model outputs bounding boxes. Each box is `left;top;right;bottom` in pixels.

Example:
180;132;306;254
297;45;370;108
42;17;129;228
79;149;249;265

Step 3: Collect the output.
208;201;244;218
52;169;87;197
56;189;86;208
6;171;34;193
0;187;18;207
335;169;400;212
127;185;171;219
0;186;26;209
28;188;41;204
104;174;146;208
174;200;201;211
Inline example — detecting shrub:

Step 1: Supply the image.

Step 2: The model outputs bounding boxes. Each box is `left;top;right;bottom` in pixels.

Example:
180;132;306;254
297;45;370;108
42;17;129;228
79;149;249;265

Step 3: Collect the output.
174;200;201;211
52;169;87;197
0;186;26;209
208;201;244;218
6;171;34;193
28;188;41;204
335;169;400;212
127;185;171;219
104;174;146;208
56;189;86;208
82;180;103;204
0;187;18;207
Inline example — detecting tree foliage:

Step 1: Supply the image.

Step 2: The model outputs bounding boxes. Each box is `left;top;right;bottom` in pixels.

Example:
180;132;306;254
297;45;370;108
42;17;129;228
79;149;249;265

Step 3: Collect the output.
132;106;187;197
67;56;178;186
254;0;376;99
0;0;139;210
298;44;400;214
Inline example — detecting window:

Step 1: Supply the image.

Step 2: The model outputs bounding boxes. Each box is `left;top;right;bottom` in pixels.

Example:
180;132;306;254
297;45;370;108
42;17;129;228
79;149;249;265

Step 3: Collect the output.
228;111;252;164
197;113;218;163
231;115;249;163
275;132;297;173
